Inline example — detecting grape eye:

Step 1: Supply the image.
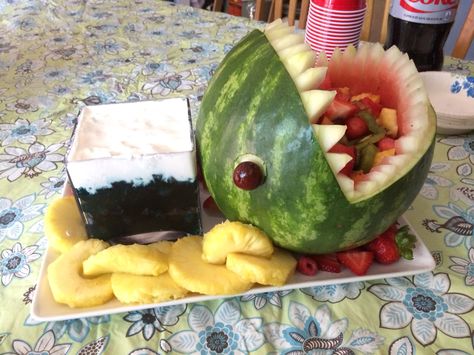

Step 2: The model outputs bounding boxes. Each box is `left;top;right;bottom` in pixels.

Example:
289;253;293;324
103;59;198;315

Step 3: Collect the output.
233;161;264;190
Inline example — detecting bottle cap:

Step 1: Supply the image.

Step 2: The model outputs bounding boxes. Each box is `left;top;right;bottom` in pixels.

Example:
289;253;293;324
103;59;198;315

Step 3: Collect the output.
313;0;366;11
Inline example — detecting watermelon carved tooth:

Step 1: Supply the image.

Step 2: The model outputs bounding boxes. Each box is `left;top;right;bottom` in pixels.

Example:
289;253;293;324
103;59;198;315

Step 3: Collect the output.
300;90;336;121
279;43;310;59
326;152;353;174
265;26;295;42
373;164;396;176
271;33;304;51
282;51;317;78
315;51;328;67
356;180;378;194
366;171;389;187
396;136;419;153
336;174;355;198
295;67;327;92
265;18;283;31
312;125;346;152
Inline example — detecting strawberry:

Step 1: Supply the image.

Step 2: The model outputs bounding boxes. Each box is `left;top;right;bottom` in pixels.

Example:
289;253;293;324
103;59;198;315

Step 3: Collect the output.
366;224;416;264
325;99;358;121
329;143;356;176
346;116;369;140
378;223;398;240
360;97;383;117
366;236;400;264
297;256;318;276
337;250;374;276
202;196;221;216
311;254;342;273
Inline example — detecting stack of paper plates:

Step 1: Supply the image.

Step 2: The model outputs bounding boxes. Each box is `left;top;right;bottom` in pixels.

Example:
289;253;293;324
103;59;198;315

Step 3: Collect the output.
420;71;474;135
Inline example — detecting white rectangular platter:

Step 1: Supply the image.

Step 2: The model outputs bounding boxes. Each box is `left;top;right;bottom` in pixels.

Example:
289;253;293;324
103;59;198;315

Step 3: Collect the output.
32;189;436;321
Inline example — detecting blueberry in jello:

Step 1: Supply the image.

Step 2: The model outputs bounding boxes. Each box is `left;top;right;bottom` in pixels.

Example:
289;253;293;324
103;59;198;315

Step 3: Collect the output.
66;98;202;242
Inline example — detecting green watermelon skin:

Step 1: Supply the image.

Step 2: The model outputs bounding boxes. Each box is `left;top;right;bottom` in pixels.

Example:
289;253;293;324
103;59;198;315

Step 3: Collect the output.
196;30;435;254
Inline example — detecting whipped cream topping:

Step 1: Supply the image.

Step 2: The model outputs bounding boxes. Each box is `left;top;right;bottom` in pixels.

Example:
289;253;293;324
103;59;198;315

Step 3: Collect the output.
68;98;193;161
66;98;196;193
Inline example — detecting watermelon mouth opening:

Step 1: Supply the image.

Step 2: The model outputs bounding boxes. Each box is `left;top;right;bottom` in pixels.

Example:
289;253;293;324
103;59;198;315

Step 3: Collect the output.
264;19;436;204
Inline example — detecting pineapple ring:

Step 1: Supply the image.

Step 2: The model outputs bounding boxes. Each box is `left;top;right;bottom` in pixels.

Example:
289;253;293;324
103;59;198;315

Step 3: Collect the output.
44;196;88;253
226;248;297;286
83;244;168;276
148;240;173;255
202;220;274;264
47;239;114;308
168;236;253;295
111;273;188;304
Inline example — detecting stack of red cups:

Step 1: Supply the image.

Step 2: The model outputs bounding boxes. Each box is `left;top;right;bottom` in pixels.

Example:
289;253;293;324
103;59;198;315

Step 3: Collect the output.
305;0;367;58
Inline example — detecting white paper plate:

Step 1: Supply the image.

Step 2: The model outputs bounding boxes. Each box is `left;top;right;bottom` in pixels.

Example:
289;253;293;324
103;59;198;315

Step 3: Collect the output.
420;71;474;135
32;190;436;321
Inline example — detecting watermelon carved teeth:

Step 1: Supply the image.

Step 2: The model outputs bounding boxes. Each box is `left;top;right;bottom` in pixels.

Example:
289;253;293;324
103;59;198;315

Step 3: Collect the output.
264;22;336;125
311;125;346;152
266;20;433;202
295;67;327;92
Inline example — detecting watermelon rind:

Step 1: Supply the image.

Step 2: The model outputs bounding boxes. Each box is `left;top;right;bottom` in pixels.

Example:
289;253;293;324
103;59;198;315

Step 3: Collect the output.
196;24;436;254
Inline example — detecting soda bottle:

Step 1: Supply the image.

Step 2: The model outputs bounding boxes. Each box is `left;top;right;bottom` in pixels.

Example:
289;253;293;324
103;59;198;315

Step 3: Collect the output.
384;0;459;72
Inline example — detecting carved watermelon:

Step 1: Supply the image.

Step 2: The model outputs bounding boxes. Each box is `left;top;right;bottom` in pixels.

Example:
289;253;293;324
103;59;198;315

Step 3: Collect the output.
196;20;436;254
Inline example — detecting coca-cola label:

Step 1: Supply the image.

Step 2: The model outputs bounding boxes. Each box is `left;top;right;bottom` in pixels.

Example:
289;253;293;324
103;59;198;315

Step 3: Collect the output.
390;0;459;24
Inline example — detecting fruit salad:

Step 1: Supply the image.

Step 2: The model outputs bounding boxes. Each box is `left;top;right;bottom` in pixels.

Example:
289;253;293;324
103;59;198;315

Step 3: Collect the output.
315;83;400;182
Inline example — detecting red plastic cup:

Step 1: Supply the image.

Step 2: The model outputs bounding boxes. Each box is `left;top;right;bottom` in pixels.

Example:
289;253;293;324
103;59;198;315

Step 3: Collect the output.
305;0;366;58
314;6;367;15
307;27;362;38
313;0;366;11
305;31;361;43
307;14;365;27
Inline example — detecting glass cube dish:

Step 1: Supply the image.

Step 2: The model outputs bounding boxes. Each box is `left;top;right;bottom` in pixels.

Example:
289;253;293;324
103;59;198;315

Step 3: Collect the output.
66;98;202;243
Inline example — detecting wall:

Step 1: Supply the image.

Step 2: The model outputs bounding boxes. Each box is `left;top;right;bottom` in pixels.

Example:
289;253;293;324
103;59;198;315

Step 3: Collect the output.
444;0;473;60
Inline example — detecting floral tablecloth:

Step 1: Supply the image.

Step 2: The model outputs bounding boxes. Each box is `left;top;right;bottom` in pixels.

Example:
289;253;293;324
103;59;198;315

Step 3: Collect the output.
0;1;473;354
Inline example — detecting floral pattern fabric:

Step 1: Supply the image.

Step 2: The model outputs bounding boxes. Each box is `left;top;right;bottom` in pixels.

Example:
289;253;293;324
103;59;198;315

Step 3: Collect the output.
0;1;473;354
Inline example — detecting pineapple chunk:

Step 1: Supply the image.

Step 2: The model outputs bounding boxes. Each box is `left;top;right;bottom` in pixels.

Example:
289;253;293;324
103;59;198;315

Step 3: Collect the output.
168;236;253;295
83;244;168;276
48;239;113;308
379;108;398;137
351;93;381;103
44;196;88;253
202;220;274;264
226;248;297;286
148;240;173;255
111;273;188;304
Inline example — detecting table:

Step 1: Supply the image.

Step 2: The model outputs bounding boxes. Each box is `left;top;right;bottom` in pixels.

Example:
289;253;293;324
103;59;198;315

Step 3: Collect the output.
0;1;473;354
